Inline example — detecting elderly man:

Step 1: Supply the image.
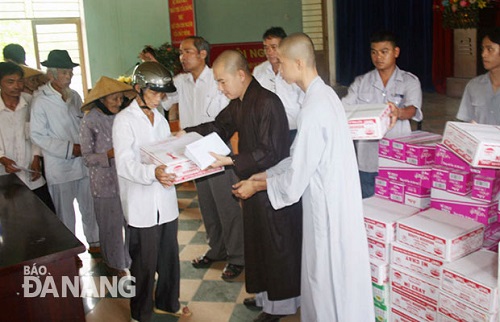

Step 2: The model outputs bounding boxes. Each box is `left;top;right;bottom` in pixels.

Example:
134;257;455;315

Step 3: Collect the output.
30;50;99;254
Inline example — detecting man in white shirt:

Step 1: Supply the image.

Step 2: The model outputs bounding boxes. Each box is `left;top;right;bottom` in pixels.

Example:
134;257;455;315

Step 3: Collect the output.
30;50;99;253
253;27;302;141
113;62;190;321
162;36;244;280
0;61;54;211
457;27;500;125
342;31;422;198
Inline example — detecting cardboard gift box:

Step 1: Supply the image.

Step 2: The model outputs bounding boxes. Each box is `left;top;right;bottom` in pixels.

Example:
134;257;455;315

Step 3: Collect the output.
442;122;500;169
391;242;445;281
396;208;484;262
140;132;224;184
344;103;391;140
430;188;499;226
438;290;498;322
431;166;472;196
391;131;442;166
379;156;432;188
390;266;440;306
440;250;498;313
363;196;420;243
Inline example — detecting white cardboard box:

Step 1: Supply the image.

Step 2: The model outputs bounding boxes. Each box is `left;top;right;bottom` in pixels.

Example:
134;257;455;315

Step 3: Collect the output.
391;285;438;322
373;281;390;307
363;197;420;243
140;133;224;184
370;258;389;285
344;103;391;140
391;242;445;281
391;307;422;322
438;290;498;322
442;122;500;169
390;266;440;306
441;250;498;313
396;208;484;262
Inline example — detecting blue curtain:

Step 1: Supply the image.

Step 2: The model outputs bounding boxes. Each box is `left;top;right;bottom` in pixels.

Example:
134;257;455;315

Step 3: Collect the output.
336;0;434;91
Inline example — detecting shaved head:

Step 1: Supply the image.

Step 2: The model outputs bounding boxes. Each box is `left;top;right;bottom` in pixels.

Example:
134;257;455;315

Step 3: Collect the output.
213;50;251;76
279;33;316;68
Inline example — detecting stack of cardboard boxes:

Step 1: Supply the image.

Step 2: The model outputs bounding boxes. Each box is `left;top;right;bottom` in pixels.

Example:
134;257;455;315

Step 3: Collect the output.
363;122;500;321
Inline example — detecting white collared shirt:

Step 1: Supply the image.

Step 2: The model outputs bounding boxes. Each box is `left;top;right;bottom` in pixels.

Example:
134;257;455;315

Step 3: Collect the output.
0;92;45;189
342;66;423;172
162;65;229;129
253;60;302;130
112;100;179;228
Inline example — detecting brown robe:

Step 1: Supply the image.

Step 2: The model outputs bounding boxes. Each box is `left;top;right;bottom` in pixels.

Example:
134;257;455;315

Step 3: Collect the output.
185;78;302;300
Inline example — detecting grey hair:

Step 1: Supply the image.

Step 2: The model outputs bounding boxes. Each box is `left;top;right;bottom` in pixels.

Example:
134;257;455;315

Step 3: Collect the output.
46;68;59;78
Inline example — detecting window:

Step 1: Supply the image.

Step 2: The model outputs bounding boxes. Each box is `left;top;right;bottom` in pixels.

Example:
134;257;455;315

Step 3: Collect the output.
0;0;87;96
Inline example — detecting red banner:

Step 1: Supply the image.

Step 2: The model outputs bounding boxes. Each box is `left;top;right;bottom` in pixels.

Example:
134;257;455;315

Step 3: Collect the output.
210;42;267;71
169;0;196;45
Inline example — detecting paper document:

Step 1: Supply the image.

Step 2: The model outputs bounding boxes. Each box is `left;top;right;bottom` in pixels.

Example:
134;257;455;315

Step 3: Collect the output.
185;132;231;170
12;164;38;173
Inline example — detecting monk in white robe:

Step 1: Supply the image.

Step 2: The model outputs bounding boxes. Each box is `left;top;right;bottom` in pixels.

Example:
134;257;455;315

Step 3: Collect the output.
232;33;374;322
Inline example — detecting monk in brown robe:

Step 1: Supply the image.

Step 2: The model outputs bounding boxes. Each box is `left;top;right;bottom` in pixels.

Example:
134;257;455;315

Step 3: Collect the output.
181;50;302;322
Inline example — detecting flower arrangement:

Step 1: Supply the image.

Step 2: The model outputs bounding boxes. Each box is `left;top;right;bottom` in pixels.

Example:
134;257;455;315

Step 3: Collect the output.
139;43;182;76
117;75;132;84
440;0;492;28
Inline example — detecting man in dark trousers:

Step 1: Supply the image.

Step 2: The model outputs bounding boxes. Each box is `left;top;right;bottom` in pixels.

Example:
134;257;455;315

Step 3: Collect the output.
179;50;302;322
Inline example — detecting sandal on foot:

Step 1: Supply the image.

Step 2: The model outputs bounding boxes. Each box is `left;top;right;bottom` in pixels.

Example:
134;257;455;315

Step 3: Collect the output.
191;255;215;268
154;306;192;317
221;263;244;281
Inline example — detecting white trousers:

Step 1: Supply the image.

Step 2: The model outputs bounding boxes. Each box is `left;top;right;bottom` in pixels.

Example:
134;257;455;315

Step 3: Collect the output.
256;292;301;315
48;177;99;245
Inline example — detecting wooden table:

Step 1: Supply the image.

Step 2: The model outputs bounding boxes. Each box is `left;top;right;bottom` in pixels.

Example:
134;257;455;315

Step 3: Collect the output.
0;174;86;322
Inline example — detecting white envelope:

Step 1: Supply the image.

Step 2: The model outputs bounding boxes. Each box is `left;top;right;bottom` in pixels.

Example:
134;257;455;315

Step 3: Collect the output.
185;132;231;170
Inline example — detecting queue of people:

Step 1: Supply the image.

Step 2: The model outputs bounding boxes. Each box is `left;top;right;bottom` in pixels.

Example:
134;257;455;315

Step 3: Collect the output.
0;25;498;322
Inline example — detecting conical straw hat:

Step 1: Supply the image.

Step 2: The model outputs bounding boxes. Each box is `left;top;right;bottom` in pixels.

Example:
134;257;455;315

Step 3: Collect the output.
82;76;136;111
21;65;43;78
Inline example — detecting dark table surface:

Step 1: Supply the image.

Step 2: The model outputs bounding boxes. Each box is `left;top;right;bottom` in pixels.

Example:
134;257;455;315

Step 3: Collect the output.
0;174;85;270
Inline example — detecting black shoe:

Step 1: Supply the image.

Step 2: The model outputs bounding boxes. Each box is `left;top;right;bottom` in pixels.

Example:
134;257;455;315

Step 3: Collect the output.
253;312;286;322
243;297;262;311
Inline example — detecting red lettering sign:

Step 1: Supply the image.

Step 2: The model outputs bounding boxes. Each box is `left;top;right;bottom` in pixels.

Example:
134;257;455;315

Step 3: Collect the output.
210;42;267;71
169;0;196;45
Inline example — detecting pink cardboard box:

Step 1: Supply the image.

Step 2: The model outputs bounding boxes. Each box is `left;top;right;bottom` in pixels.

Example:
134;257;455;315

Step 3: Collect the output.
375;176;390;199
430;188;499;225
379;157;432;188
391;131;439;162
431;166;472;196
471;167;500;179
435;143;471;172
472;176;500;202
405;183;432;209
389;180;406;204
379;137;393;159
442;122;500;169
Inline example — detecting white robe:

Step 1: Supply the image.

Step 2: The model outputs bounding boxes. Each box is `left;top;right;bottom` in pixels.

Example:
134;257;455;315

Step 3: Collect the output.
266;77;374;322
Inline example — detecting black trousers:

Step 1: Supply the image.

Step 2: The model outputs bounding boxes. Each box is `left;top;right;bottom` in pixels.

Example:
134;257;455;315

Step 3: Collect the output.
129;219;180;322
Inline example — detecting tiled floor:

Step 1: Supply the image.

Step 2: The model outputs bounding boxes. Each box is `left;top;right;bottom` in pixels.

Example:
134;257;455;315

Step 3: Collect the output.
77;92;461;322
